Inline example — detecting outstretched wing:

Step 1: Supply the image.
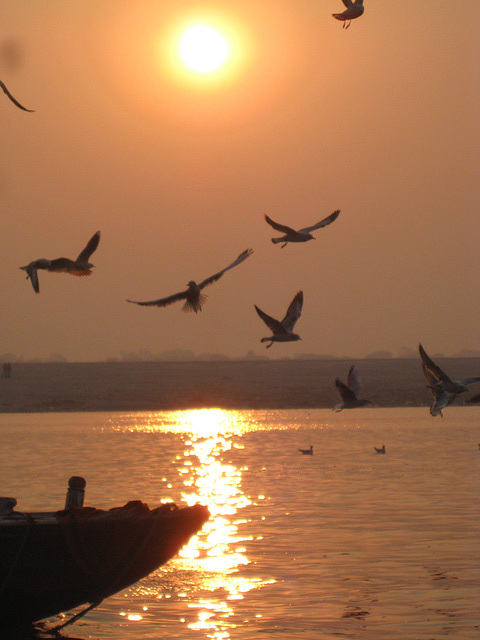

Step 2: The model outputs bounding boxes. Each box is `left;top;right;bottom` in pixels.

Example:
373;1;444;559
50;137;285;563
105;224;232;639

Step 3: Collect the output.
0;80;35;112
418;343;453;385
347;364;361;399
23;264;40;293
281;291;303;332
457;377;480;387
29;267;39;293
76;231;101;263
254;305;288;335
340;0;352;7
198;248;253;290
421;361;456;415
298;209;340;234
421;361;439;394
264;215;296;235
335;378;357;403
127;289;188;308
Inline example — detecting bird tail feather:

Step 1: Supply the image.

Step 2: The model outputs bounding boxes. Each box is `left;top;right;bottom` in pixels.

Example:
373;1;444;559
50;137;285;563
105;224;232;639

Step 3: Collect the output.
183;294;207;313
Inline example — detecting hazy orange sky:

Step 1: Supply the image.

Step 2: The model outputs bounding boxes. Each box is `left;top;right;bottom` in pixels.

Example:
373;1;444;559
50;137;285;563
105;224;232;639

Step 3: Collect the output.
1;1;479;361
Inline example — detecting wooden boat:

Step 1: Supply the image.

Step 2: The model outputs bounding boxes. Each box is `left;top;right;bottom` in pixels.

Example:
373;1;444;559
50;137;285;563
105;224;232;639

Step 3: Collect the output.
0;489;209;629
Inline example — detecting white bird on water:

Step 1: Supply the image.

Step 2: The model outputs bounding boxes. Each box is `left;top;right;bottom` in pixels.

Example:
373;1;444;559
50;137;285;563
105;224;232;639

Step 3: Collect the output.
20;231;101;293
127;248;253;313
264;210;340;248
333;365;372;410
332;0;365;29
254;291;303;349
0;80;34;112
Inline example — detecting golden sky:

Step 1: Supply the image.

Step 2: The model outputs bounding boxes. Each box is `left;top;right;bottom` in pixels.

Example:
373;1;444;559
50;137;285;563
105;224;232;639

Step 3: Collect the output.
1;1;480;361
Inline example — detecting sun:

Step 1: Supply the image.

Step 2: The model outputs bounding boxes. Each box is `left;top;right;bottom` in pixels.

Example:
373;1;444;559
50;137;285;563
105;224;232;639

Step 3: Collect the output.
179;24;229;74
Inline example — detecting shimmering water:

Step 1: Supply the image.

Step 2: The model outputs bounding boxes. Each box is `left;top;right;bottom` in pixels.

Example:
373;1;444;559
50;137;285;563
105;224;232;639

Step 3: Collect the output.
0;408;479;639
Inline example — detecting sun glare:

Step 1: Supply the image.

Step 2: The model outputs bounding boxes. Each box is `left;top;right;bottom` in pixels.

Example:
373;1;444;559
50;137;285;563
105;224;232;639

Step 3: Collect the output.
180;25;229;74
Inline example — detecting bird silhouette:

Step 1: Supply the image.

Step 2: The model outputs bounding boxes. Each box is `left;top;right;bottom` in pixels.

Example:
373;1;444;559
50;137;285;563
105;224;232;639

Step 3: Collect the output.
420;359;456;417
127;249;253;313
419;344;480;403
332;0;365;28
264;210;340;248
298;445;313;455
254;291;303;348
21;231;100;293
334;365;372;410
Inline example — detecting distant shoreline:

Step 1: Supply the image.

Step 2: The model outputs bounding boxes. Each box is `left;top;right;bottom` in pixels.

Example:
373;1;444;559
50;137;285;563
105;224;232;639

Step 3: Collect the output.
1;358;480;414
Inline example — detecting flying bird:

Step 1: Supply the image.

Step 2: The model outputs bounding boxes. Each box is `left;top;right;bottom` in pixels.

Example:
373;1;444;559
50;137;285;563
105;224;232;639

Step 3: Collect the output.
332;0;365;28
418;344;480;398
374;445;386;454
420;359;456;417
264;210;340;248
127;248;254;313
0;80;34;112
254;291;303;348
20;231;101;293
333;365;372;410
298;446;313;455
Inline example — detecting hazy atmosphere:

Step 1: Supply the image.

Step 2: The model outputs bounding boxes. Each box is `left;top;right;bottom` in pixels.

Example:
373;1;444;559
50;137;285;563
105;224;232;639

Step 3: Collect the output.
2;1;479;362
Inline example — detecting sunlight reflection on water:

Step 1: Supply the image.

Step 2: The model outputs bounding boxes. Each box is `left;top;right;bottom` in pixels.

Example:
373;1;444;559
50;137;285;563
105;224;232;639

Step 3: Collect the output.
111;408;273;638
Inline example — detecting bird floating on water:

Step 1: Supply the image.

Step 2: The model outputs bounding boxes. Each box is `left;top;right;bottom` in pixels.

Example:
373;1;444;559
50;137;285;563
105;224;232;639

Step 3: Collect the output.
374;445;386;454
419;343;480;416
264;210;340;248
333;365;372;410
0;80;35;112
127;248;253;313
332;0;364;28
21;231;101;293
254;291;303;349
299;446;313;455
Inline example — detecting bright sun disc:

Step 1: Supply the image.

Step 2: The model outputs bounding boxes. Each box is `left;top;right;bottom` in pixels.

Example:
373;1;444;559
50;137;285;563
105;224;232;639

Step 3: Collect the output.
180;25;229;73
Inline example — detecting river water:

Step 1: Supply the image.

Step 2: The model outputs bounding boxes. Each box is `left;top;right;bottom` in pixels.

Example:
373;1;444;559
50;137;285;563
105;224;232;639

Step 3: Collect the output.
0;408;479;639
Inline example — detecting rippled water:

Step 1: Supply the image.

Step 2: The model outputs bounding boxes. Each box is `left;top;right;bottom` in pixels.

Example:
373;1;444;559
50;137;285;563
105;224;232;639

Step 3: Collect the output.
0;408;479;639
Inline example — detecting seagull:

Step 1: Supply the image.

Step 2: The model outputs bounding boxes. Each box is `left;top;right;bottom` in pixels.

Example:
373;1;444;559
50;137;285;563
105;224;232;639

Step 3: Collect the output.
298;446;313;455
0;80;35;112
20;231;101;293
332;0;365;28
419;344;480;397
254;291;303;348
420;359;456;417
333;365;372;410
264;210;340;248
127;248;254;313
374;445;386;454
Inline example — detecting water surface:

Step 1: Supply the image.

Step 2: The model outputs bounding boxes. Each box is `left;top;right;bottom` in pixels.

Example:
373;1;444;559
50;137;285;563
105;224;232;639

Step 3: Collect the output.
0;408;479;639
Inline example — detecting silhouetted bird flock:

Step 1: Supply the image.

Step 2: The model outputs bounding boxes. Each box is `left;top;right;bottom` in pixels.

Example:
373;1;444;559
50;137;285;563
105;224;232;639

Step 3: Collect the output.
8;1;480;417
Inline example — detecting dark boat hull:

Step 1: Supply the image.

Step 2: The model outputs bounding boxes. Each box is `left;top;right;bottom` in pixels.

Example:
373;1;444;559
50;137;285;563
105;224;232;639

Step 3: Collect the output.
0;501;209;628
